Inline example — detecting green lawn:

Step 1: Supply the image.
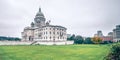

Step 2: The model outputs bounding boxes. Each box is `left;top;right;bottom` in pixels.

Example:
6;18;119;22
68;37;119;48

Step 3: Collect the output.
0;44;110;60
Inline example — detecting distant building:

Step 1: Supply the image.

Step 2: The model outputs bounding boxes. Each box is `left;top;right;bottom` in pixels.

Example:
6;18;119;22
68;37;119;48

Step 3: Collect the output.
100;36;113;42
82;37;89;40
94;30;104;37
67;34;72;38
94;34;98;37
113;25;120;42
97;31;104;37
108;32;113;37
94;31;113;42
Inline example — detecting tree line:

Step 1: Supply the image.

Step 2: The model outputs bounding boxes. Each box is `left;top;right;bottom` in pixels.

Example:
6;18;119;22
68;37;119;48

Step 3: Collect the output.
67;34;113;44
0;36;21;41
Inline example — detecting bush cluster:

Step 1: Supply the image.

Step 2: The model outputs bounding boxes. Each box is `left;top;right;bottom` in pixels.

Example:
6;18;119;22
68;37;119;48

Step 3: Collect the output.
105;44;120;60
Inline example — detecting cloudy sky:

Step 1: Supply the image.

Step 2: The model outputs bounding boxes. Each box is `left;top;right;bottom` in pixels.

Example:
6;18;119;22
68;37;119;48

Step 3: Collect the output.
0;0;120;38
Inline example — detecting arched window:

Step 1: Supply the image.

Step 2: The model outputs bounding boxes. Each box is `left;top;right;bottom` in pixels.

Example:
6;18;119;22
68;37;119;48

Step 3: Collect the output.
60;37;62;39
38;35;41;37
53;28;55;30
44;37;45;39
44;32;45;34
53;32;55;34
57;32;59;34
50;32;51;34
50;37;51;39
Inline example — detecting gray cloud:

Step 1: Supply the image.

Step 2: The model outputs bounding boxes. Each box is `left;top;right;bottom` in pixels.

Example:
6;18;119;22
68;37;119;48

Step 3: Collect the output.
0;0;120;37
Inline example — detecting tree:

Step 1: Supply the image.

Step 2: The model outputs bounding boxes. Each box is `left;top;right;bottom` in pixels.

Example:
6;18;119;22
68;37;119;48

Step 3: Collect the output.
84;37;93;44
92;37;102;44
67;34;75;40
0;36;21;41
74;35;84;44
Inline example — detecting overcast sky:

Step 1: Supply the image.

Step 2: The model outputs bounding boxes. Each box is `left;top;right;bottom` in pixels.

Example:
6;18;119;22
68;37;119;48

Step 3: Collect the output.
0;0;120;38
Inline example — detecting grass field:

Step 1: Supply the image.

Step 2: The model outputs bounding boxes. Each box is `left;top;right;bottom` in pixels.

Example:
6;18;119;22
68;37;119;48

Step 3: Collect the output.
0;44;110;60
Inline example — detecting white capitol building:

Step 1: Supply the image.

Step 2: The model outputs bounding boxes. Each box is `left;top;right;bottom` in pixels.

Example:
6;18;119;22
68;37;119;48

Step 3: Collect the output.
21;8;73;45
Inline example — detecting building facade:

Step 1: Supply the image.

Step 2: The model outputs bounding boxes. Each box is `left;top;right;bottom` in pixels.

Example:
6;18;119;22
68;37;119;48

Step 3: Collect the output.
113;25;120;42
100;36;113;42
108;32;113;37
21;8;67;44
94;30;113;42
94;30;104;37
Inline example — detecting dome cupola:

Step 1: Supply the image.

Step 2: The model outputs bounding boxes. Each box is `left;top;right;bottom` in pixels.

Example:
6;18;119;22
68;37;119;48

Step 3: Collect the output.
36;8;44;17
34;7;46;27
31;22;35;27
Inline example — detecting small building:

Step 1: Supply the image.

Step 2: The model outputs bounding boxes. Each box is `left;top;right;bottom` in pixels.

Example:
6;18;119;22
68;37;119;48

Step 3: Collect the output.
100;36;113;42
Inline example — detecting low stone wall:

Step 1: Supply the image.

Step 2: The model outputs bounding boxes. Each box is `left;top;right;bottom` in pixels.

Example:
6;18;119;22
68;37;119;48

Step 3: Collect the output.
66;41;74;45
35;41;74;45
0;41;74;45
0;41;32;45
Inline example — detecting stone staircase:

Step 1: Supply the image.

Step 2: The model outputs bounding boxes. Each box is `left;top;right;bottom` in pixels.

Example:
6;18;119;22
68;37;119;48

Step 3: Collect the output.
30;41;38;45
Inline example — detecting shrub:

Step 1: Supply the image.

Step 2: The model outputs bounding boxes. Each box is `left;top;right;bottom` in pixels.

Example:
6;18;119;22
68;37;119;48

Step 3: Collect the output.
105;44;120;60
74;35;84;44
84;37;93;44
92;37;102;44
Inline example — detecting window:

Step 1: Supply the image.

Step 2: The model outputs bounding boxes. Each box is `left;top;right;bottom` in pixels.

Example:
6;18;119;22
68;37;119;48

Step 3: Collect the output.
41;32;42;35
50;28;51;30
60;32;61;35
38;35;41;37
60;37;62;39
53;36;55;38
44;37;45;39
58;37;59;39
57;32;59;34
50;32;51;34
44;32;45;34
46;32;47;34
53;32;55;34
50;37;51;39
